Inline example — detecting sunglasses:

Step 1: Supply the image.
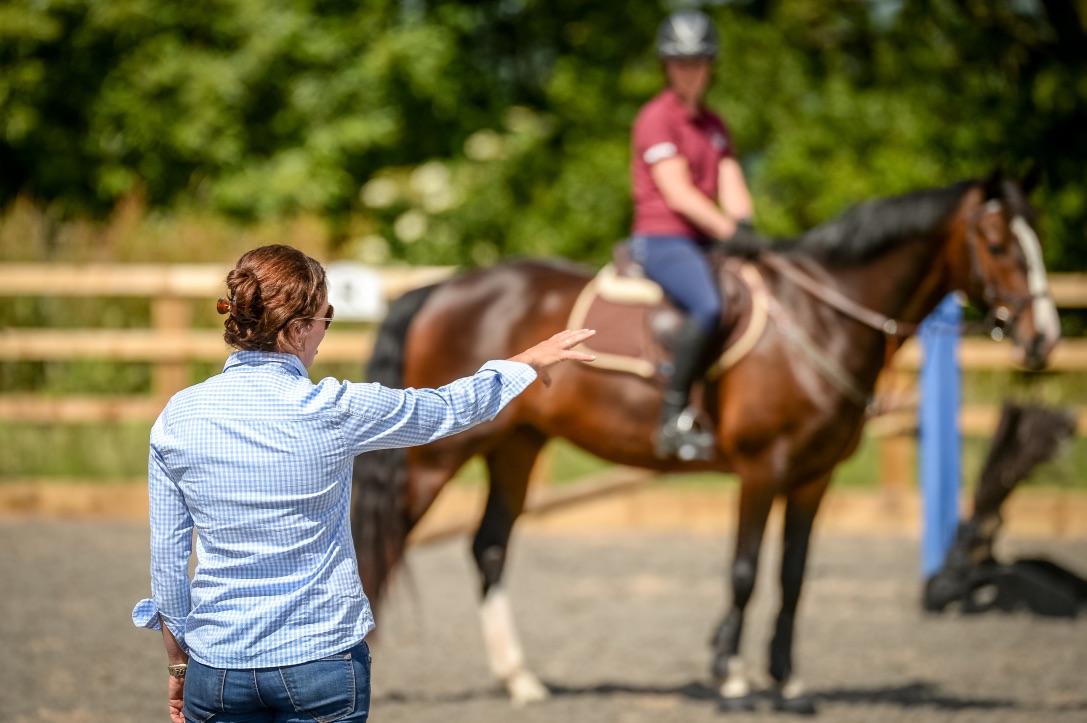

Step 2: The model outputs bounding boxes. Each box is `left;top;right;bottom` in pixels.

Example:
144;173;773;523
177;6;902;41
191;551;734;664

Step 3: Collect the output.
309;304;335;329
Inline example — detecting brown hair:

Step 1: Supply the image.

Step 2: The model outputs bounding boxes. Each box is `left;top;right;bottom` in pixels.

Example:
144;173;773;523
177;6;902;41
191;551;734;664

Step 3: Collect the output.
219;245;327;353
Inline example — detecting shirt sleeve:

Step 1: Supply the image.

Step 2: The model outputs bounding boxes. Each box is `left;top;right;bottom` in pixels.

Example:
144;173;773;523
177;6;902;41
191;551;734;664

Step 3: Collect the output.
131;416;193;652
334;359;537;456
633;104;680;166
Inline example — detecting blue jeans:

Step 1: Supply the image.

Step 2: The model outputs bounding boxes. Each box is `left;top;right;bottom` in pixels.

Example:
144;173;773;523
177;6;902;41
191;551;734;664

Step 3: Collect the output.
183;641;371;723
631;234;722;332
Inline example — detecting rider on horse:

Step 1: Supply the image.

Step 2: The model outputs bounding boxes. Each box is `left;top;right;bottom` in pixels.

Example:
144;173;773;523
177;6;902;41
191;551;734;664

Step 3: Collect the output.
631;10;757;460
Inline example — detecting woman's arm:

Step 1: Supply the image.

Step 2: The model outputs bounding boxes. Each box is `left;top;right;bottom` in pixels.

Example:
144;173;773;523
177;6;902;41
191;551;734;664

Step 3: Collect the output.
650;156;739;240
134;425;195;722
337;329;595;455
717;156;754;223
149;435;193;723
144;440;194;643
160;619;188;723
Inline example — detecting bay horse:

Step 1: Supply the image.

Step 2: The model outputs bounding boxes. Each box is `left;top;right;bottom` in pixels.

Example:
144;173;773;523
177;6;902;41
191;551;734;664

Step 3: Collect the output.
350;171;1059;711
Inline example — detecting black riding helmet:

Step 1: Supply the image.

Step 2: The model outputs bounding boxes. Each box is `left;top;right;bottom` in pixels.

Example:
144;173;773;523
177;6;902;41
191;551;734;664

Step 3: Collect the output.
656;10;718;59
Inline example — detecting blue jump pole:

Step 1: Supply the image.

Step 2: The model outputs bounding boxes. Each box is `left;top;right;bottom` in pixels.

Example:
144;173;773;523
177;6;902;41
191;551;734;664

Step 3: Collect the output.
918;294;963;579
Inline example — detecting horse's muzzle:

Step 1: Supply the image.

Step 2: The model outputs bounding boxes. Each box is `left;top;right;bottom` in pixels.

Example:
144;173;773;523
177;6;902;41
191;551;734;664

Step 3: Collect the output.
1016;332;1054;372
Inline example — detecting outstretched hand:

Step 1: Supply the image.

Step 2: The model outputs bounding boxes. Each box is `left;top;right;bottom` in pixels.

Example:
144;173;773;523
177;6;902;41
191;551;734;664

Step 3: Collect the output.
509;328;596;387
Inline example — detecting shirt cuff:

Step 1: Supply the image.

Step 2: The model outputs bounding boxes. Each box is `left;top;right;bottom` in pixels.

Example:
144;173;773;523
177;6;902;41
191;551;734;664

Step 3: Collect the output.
480;359;537;386
132;599;189;653
132;599;161;630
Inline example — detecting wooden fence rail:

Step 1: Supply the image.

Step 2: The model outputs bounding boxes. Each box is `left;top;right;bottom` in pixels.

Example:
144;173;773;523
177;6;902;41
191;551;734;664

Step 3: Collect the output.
1;264;1084;487
0;264;453;408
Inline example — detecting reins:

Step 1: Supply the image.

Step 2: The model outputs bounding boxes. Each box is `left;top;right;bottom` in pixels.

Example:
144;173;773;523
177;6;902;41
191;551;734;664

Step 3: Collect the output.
756;248;942;412
753;192;1033;412
759;194;1036;344
760;253;919;337
759;291;872;409
749;253;890;411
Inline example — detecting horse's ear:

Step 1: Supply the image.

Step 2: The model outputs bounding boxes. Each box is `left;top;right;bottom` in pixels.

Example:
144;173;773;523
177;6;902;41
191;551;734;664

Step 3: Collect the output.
1020;162;1042;196
982;166;1004;200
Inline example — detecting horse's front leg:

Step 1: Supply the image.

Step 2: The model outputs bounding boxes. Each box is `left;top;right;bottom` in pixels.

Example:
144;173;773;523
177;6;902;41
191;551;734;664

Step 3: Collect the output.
712;476;775;711
474;427;550;705
768;474;830;715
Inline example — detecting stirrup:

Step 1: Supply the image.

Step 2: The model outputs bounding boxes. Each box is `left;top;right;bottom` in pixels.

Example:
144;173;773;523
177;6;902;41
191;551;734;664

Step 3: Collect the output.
655;407;715;461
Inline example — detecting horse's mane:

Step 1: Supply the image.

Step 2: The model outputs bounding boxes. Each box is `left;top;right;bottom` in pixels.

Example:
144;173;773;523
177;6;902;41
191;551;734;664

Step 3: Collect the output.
740;180;976;265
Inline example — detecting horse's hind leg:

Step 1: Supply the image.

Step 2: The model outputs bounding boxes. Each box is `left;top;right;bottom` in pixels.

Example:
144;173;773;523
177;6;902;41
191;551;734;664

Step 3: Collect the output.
474;426;550;705
712;478;775;711
768;474;830;715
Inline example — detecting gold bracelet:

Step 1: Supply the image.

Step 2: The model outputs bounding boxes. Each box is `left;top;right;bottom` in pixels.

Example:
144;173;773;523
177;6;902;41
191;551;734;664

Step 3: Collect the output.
167;663;188;678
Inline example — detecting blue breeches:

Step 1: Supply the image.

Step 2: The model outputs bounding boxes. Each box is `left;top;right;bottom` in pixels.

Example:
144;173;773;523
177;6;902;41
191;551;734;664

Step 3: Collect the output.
631;234;722;332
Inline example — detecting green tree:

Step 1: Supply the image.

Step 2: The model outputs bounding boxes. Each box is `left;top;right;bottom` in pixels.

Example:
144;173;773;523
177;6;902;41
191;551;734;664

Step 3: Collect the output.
1;0;1083;268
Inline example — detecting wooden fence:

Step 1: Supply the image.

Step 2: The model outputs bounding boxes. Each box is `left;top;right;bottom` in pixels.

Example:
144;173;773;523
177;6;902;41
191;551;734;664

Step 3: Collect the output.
0;263;454;423
1;264;1084;486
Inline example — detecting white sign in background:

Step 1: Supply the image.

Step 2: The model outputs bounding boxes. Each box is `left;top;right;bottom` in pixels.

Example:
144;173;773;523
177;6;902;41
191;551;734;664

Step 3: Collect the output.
325;262;386;322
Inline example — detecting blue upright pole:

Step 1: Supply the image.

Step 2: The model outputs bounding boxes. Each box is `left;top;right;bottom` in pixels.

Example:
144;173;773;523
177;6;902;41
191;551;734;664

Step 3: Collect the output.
919;294;963;579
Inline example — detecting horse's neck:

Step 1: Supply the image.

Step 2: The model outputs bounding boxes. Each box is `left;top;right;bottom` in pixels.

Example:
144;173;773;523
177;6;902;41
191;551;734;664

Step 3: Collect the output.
771;187;974;394
829;231;957;330
798;231;959;394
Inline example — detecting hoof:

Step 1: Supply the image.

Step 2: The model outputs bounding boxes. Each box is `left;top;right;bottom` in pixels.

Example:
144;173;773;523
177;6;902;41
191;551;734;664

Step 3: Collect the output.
507;670;550;706
773;693;817;715
717;694;758;713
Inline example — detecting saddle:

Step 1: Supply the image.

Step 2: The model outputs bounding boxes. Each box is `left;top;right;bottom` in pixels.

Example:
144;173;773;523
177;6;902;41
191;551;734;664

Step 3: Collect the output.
565;242;769;383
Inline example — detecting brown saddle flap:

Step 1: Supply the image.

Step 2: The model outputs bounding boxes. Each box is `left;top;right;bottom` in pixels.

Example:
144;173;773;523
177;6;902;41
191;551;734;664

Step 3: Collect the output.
566;246;769;382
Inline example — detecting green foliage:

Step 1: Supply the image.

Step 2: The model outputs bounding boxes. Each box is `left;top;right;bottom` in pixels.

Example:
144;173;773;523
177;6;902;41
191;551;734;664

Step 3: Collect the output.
1;0;1085;267
5;0;1086;485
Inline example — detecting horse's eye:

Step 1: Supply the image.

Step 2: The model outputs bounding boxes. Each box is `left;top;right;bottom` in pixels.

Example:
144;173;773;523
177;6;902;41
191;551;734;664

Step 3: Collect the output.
987;243;1007;256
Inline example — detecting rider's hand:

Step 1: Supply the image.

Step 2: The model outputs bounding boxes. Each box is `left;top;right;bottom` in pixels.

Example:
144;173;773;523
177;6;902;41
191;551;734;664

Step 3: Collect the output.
509;328;596;387
717;219;764;259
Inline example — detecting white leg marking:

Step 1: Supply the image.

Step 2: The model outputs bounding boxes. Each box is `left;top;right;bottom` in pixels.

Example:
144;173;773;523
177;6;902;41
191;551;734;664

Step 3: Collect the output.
480;585;549;704
1011;216;1061;345
719;656;751;698
780;677;806;699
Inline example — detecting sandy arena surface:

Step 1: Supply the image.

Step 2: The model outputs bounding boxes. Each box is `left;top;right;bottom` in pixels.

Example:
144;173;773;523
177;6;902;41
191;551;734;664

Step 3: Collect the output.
1;518;1086;722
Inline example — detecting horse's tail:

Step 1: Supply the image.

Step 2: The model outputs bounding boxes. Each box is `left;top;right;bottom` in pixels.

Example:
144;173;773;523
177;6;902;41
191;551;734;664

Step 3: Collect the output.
351;283;439;613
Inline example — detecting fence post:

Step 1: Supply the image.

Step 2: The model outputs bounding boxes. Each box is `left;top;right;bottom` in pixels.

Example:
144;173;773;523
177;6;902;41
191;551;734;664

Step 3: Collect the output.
918;293;963;578
152;296;190;405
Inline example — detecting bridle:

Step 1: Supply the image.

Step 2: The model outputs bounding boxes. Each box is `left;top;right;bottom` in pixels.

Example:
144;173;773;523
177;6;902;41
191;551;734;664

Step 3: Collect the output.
965;199;1041;342
763;193;1041;343
755;190;1041;408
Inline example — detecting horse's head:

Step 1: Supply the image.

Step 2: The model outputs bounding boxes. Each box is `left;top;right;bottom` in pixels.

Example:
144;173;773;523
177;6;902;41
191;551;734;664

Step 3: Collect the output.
960;168;1061;371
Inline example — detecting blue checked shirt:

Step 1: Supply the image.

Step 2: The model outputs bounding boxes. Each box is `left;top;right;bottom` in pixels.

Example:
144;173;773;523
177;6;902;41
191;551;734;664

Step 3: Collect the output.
133;350;536;669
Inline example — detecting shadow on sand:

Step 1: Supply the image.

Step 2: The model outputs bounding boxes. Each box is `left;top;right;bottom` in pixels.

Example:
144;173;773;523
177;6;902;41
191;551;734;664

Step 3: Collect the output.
377;677;1087;714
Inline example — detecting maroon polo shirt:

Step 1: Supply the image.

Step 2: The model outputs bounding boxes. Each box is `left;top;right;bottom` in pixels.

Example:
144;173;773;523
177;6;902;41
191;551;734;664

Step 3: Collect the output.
631;88;735;240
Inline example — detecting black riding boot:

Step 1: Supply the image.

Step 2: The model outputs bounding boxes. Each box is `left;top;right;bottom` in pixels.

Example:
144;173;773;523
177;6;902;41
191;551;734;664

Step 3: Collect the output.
656;318;716;461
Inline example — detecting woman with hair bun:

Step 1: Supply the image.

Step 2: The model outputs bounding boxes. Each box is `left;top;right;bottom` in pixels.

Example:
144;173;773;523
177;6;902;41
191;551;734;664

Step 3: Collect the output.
133;244;595;723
